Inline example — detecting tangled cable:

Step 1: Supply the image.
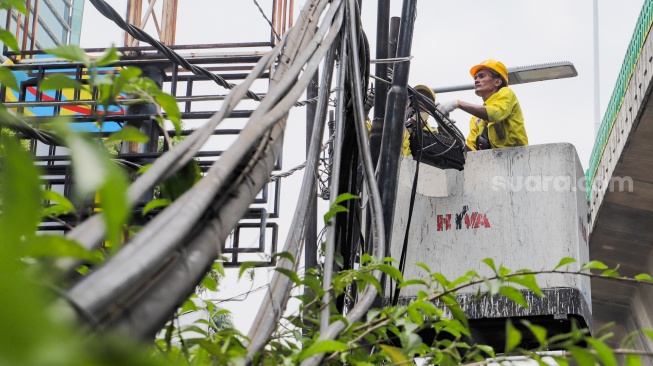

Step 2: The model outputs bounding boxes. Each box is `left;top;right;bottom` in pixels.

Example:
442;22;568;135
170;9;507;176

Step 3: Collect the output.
0;111;64;146
89;0;326;108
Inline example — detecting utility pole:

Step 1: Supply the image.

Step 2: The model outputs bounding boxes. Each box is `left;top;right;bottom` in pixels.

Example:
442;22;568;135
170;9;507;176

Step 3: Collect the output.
376;0;418;290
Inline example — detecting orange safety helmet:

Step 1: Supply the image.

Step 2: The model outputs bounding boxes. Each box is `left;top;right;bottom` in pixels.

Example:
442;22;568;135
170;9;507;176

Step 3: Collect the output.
470;59;508;86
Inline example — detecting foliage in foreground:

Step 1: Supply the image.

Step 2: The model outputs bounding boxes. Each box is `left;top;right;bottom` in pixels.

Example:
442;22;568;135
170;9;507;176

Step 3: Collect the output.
1;39;653;365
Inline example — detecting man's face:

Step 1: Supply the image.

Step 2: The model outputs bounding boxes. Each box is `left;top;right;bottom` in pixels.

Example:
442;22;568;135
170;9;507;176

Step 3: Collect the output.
473;67;502;99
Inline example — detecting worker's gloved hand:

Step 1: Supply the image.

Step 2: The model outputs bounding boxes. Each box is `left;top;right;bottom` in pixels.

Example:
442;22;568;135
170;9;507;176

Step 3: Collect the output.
435;100;459;116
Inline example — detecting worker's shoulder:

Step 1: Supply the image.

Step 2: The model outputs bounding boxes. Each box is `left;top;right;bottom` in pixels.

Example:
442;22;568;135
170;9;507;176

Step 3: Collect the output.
490;86;520;103
497;86;517;97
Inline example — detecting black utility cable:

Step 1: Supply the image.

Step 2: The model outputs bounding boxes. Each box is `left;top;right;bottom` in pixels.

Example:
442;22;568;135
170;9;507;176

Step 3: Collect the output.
251;0;281;42
391;91;422;307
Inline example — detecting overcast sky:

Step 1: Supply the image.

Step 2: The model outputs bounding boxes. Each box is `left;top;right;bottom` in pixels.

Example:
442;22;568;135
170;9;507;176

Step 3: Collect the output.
82;0;645;171
80;0;646;334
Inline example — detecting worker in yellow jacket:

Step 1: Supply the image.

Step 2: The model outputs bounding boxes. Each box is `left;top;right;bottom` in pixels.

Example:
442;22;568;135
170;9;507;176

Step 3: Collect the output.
436;59;528;151
403;84;438;156
366;84;437;156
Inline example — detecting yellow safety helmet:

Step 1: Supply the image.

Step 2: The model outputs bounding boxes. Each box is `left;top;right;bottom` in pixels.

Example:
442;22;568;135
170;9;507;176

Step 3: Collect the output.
413;84;436;102
470;59;509;86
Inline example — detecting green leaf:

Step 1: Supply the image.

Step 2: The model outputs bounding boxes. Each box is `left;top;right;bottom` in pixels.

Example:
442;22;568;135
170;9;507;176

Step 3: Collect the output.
356;272;383;295
410;300;440;317
96;160;130;249
323;204;348;226
484;278;500;295
48;121;130;249
553;357;569;366
397;279;427;289
106;126;150;143
580;260;608;271
276;267;301;286
39;74;86;91
367;309;381;323
482;258;498;274
435;319;470;338
399;331;422;355
0;0;27;14
407;307;424;326
377;264;403;283
238;261;261;279
46;45;90;67
464;269;481;279
414;261;432;274
180;298;198;314
475;344;495;358
142;198;170;216
360;253;374;265
328;314;349;329
42;189;76;218
634;273;653;282
505;273;543;297
450;274;471;288
0;135;42;246
0;30;19;53
643;329;653;341
440;294;468;328
95;46;119;67
302;274;322;292
115;66;142;88
24;235;100;264
626;355;642;366
137;164;152;175
498;265;511;277
554;257;577;270
211;260;225;277
587;338;618;366
333;192;358;205
431;272;451;289
271;251;295;264
521;320;547;346
201;274;218;292
299;340;348;360
505;319;522;353
154;92;182;135
180;324;207;337
601;268;620;278
498;286;528;308
570;346;595;366
160;159;201;201
54;129;106;193
333;251;344;268
379;345;408;363
0;66;19;91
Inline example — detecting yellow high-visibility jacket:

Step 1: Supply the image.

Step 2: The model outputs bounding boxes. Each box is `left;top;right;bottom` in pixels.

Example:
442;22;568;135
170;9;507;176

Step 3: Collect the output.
367;118;437;156
466;87;528;151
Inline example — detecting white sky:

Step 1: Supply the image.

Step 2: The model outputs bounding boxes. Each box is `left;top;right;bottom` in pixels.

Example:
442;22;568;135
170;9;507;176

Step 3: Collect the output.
80;0;646;334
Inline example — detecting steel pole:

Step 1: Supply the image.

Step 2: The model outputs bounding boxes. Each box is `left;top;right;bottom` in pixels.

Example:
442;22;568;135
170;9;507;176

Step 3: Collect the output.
369;0;391;169
305;72;319;274
376;0;417;288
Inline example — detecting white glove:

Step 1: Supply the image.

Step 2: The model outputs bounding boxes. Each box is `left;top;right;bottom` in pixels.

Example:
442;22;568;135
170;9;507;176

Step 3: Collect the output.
436;100;459;115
